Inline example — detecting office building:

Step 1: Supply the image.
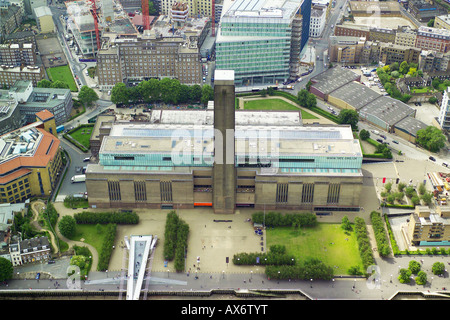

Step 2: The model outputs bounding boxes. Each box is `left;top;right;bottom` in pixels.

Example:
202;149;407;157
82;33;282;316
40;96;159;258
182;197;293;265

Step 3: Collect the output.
395;26;417;48
161;0;214;18
86;69;363;212
0;110;62;203
7;80;73;126
328;36;366;64
215;0;311;86
409;0;447;23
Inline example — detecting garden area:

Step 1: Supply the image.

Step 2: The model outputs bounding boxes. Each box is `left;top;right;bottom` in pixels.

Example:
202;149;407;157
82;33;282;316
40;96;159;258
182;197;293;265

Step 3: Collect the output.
47;65;78;92
243;98;319;120
380;181;433;208
233;212;370;279
63;124;94;152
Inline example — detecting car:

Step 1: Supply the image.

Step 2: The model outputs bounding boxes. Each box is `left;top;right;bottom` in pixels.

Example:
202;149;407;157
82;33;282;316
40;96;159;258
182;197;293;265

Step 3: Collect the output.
35;273;40;280
376;139;383;143
392;140;399;144
48;260;55;264
443;162;449;168
83;157;90;162
429;156;436;162
380;135;387;139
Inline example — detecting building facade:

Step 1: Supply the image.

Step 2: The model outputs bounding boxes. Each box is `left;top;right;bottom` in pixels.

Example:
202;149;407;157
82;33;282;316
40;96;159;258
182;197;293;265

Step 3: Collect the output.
96;15;208;89
309;5;326;38
416;26;450;53
438;87;450;130
0;65;45;88
86;70;363;212
408;206;450;246
0;43;36;67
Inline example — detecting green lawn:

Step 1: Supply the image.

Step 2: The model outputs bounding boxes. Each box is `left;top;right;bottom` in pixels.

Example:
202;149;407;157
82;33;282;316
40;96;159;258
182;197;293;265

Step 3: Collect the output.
267;223;363;275
68;125;93;149
70;224;109;255
47;65;78;92
244;98;318;119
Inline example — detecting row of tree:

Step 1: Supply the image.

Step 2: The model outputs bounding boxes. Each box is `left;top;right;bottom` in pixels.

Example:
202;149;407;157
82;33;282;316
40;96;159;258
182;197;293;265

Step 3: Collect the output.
251;212;317;228
111;79;214;106
354;217;375;274
163;211;190;272
98;223;117;271
370;211;391;257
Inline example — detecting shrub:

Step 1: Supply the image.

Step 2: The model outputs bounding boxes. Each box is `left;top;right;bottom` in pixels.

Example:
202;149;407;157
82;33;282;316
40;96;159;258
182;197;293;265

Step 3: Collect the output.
97;223;117;271
74;211;139;224
354;217;374;272
432;262;445;275
408;260;421;274
265;258;333;280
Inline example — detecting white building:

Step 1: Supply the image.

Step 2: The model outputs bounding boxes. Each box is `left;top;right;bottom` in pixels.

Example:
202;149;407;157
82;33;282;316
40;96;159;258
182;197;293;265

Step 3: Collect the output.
309;5;326;38
438;87;450;130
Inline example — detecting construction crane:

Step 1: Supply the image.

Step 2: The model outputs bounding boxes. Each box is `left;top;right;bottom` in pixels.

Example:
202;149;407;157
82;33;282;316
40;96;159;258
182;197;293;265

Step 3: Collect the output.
88;0;101;51
211;0;215;36
142;0;150;31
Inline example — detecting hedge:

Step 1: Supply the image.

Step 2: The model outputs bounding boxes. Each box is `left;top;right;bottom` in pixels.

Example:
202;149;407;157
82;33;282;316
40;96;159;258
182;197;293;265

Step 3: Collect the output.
370;211;391;257
233;245;296;266
97;223;117;271
265;258;334;280
251;212;317;228
74;211;139;225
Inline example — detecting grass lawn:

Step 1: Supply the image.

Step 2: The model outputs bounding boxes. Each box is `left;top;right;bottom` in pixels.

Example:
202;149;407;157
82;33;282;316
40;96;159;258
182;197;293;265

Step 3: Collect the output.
71;224;109;255
47;65;78;92
267;223;363;275
244;98;318;119
69;125;93;149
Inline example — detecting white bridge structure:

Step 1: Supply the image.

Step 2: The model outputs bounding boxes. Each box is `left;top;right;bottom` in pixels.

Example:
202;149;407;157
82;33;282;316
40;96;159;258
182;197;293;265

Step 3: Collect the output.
120;235;157;300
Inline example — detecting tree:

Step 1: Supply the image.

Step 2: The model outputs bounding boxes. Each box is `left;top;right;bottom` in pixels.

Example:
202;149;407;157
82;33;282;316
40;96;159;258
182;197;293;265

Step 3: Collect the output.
415;271;427;285
427;19;434;27
399;61;410;75
297;89;309;107
0;257;13;282
37;79;52;88
159;78;181;104
58;215;76;238
50;80;70;89
359;129;370;140
200;84;214;105
432;262;445;275
189;84;202;103
306;93;317;109
429;96;438;104
306;80;312;91
398;268;412;283
408;260;421;274
111;82;129;105
178;84;191;103
421;192;433;205
416;126;446;152
432;78;441;90
78;86;99;108
341;215;352;231
338;109;359;130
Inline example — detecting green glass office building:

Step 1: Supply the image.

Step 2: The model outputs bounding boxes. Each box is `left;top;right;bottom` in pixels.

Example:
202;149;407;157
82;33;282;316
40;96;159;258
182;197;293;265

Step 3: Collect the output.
215;0;311;86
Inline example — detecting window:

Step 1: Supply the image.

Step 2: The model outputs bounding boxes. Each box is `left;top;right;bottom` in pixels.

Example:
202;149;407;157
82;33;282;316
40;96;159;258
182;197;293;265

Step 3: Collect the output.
276;183;288;203
301;183;314;203
134;181;147;202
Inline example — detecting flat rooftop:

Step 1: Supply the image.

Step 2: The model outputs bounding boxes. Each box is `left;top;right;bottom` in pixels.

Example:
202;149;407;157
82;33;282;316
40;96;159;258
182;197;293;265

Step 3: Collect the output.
149;109;302;126
394;116;428;137
100;123;361;158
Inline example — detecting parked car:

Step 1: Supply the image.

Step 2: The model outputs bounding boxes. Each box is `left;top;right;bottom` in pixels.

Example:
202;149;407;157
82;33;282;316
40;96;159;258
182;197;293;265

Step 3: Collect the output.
429;156;436;162
83;157;90;162
392;140;399;144
380;135;387;139
443;162;449;168
376;139;383;143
